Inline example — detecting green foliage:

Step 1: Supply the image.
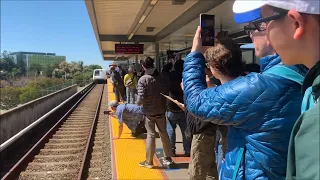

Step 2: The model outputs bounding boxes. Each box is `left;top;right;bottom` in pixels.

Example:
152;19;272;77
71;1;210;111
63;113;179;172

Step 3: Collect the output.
0;77;66;110
0;87;21;110
0;51;16;72
29;63;42;76
73;72;91;87
88;64;103;70
16;58;26;76
19;86;40;104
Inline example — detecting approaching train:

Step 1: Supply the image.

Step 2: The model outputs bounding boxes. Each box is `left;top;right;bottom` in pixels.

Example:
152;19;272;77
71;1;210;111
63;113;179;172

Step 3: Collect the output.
93;69;107;84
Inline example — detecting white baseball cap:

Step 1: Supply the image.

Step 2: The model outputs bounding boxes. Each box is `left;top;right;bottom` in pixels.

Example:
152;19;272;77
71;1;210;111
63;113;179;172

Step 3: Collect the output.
233;0;320;23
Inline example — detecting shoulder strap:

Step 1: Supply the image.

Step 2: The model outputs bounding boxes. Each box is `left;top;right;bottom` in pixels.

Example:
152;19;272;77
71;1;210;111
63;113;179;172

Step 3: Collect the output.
301;86;316;113
232;147;244;180
263;65;304;85
264;65;317;113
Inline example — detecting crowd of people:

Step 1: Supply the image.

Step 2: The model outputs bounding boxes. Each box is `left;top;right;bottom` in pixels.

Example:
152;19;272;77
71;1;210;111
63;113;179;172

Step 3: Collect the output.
108;0;319;179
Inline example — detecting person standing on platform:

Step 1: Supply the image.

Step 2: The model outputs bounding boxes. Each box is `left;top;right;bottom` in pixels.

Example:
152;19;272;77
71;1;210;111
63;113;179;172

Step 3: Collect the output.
183;27;307;179
136;57;174;168
123;67;138;104
232;0;320;179
110;66;126;102
166;60;191;157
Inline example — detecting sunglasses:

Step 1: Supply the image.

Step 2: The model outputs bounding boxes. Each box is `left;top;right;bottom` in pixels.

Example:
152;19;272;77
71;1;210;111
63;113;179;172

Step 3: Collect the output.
244;11;287;35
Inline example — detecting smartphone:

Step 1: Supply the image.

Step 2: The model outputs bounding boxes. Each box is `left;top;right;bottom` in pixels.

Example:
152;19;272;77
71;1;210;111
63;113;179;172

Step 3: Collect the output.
104;110;111;115
200;14;215;46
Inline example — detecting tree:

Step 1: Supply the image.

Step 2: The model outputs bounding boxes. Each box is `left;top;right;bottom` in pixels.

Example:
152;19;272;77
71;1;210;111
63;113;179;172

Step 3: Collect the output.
29;63;42;76
59;61;70;79
52;68;63;78
0;51;16;72
44;63;59;78
44;65;54;77
16;58;26;76
11;68;20;78
88;64;102;70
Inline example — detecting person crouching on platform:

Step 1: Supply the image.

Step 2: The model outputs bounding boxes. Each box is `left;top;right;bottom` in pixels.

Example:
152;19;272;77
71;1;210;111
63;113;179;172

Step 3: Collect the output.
108;101;146;139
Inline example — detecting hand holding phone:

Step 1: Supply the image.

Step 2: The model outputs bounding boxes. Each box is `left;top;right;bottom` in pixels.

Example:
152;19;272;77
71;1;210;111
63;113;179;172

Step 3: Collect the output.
104;110;111;115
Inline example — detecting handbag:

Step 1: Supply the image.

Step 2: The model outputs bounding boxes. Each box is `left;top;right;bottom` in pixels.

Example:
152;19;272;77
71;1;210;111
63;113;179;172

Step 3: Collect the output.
125;76;135;87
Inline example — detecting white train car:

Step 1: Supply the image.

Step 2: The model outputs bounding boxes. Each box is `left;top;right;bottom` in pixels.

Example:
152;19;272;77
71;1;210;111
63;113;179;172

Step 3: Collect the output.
93;69;107;84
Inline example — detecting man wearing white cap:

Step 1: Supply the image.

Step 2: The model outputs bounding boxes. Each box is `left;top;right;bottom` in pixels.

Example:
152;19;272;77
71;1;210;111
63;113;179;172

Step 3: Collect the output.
108;101;146;139
233;0;319;179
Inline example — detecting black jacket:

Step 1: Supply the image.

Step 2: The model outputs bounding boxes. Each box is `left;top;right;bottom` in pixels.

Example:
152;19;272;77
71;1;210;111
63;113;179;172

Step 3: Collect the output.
167;71;184;112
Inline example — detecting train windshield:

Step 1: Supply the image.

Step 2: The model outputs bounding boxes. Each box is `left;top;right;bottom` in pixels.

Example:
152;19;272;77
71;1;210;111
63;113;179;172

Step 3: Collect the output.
94;70;100;76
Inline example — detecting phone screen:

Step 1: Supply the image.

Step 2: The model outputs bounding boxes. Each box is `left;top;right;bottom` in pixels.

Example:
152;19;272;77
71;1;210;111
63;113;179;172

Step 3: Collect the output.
200;14;215;46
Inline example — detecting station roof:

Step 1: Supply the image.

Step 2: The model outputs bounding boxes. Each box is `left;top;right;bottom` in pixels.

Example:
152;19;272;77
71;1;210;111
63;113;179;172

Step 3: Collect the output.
85;0;249;61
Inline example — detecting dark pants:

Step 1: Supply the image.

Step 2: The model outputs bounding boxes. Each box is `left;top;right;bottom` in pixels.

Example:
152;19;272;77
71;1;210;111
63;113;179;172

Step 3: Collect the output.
114;85;125;102
132;120;147;137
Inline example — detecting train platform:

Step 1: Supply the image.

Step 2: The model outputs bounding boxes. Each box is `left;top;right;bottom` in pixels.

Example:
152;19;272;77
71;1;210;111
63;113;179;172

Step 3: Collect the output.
107;80;189;180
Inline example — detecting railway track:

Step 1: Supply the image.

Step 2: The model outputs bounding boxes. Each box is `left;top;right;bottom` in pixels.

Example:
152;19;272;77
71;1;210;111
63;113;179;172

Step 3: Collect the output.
1;84;111;180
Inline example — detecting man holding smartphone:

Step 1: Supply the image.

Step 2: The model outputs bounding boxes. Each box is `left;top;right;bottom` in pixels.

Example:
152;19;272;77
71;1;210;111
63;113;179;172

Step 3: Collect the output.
108;101;146;139
183;21;307;179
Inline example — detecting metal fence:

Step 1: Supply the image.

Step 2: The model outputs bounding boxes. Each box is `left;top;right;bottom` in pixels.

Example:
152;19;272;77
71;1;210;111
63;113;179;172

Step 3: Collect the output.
39;80;91;97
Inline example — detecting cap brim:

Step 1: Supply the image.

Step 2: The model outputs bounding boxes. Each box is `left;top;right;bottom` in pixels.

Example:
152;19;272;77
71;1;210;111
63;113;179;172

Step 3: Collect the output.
234;8;261;24
233;0;266;13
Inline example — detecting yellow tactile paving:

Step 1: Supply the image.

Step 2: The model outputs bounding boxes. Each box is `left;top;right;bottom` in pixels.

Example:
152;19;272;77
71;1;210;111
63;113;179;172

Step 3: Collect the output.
107;80;164;180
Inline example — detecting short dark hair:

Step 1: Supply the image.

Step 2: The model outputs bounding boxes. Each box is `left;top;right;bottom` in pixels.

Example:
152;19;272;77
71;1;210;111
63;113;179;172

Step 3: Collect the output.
174;60;184;72
142;57;154;69
162;63;173;72
204;37;244;77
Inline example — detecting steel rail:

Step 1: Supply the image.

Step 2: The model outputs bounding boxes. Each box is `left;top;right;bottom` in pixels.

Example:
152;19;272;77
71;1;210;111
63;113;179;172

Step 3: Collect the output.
0;82;93;152
1;84;96;180
78;84;104;180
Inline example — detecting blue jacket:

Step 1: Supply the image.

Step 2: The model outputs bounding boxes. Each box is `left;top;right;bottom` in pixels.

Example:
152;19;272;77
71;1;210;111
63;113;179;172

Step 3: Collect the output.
183;52;307;180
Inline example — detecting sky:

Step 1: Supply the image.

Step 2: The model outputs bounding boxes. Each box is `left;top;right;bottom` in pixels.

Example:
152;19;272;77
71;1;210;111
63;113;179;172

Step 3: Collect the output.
1;0;111;68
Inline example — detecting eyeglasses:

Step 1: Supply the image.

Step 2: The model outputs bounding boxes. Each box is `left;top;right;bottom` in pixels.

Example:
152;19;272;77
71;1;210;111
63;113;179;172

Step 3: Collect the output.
244;11;287;35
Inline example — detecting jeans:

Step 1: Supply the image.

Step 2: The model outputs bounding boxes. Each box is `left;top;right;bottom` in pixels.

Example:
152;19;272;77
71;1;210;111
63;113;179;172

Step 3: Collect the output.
126;87;136;104
166;111;191;154
145;114;173;164
215;142;223;176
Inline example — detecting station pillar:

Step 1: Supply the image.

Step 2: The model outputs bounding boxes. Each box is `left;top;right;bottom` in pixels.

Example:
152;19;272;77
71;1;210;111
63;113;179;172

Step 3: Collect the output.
155;43;160;70
135;42;140;72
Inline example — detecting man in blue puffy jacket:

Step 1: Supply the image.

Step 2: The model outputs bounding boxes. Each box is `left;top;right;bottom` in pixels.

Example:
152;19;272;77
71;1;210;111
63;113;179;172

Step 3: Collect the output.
232;1;319;179
183;26;307;179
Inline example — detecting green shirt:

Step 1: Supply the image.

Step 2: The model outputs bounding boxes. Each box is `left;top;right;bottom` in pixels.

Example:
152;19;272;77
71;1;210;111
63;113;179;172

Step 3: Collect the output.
286;61;320;180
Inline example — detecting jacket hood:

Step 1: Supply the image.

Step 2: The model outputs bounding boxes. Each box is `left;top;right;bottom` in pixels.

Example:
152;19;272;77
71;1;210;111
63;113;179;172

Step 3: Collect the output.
260;54;281;72
144;68;159;76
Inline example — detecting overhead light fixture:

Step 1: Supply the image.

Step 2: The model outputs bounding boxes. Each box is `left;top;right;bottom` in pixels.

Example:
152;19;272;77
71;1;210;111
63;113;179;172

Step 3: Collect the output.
128;33;134;40
150;0;158;5
146;27;155;32
139;15;147;24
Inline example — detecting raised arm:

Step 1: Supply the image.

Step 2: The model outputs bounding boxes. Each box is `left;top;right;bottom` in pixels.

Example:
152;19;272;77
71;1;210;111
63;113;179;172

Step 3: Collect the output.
182;52;270;126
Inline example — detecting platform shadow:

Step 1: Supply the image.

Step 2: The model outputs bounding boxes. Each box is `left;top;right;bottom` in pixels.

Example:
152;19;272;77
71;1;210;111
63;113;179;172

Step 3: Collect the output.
173;162;189;169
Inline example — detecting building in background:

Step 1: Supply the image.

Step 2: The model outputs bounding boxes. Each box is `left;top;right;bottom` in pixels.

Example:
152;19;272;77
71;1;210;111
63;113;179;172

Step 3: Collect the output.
10;51;66;70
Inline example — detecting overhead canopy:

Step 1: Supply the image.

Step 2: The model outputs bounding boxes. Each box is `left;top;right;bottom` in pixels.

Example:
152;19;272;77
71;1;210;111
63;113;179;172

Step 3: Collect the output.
85;0;250;61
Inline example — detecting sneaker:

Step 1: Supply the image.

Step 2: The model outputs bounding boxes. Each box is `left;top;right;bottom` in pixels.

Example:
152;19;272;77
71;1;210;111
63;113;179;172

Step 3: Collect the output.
161;157;174;166
139;160;154;168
